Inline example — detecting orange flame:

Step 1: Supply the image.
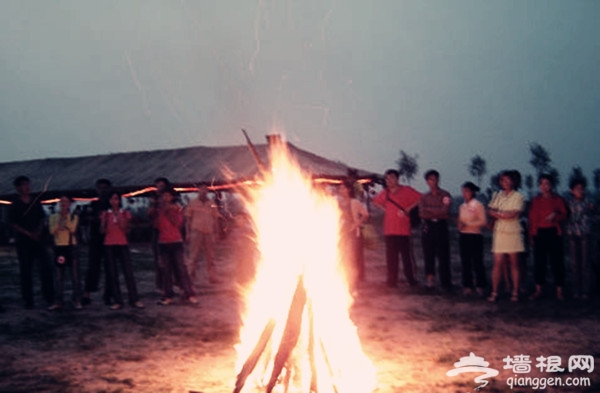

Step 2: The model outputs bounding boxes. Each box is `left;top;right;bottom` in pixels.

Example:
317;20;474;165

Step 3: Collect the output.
235;142;375;392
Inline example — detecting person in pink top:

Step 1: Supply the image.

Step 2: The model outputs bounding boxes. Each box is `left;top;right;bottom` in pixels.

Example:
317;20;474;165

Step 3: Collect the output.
154;188;197;305
101;192;144;309
373;169;421;287
528;174;568;300
457;182;487;296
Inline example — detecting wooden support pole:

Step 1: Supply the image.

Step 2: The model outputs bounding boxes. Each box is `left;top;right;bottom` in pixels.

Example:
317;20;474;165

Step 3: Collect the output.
242;129;267;174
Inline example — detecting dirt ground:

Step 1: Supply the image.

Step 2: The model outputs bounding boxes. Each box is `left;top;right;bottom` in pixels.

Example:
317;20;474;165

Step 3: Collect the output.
1;220;599;393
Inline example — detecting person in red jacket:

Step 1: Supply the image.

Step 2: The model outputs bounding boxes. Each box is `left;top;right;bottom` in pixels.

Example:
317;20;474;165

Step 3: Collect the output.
528;174;567;300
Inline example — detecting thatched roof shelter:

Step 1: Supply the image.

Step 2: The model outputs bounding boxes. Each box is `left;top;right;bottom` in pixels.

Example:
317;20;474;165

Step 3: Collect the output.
0;138;376;201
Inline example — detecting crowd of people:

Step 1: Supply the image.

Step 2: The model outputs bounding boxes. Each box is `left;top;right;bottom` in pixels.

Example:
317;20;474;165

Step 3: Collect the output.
3;166;599;312
5;176;222;311
370;168;598;302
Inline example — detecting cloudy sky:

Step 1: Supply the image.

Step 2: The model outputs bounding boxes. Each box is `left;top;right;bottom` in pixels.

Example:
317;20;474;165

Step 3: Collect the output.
1;0;598;192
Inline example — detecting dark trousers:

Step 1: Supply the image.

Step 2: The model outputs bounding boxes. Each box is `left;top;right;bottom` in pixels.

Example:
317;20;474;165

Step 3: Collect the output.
533;228;565;287
422;220;452;288
569;235;591;296
84;234;112;303
384;235;416;286
158;242;195;299
106;245;139;306
53;246;82;305
459;233;486;289
16;239;54;307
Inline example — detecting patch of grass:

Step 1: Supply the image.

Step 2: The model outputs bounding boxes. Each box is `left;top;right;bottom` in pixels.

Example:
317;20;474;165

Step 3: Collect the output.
403;309;430;321
436;352;458;364
138;316;169;339
470;334;492;342
1;317;63;343
101;376;136;388
4;372;74;393
76;332;104;352
427;319;454;333
466;319;495;332
115;352;147;362
197;325;237;343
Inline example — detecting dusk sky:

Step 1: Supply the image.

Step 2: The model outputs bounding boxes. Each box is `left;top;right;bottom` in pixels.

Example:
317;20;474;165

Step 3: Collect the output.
1;1;599;192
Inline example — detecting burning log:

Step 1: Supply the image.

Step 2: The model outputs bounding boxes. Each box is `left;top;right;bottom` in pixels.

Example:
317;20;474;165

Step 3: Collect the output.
233;319;277;393
308;300;318;393
265;277;307;393
233;276;316;393
318;339;340;393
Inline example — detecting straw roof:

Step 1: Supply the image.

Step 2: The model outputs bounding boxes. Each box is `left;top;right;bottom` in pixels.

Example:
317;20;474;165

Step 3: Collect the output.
0;141;376;200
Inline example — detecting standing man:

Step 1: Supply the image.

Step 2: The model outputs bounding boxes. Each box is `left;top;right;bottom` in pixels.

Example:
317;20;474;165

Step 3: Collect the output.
185;184;220;284
9;176;54;309
373;169;421;287
82;178;112;305
419;170;453;290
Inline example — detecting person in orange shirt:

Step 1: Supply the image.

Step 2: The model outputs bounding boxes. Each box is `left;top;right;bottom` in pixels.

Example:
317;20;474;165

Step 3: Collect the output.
185;184;220;284
101;191;144;310
373;169;421;287
528;174;567;300
154;188;197;305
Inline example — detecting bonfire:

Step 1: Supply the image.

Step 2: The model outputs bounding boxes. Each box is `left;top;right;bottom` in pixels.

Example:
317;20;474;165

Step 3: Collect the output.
233;139;376;393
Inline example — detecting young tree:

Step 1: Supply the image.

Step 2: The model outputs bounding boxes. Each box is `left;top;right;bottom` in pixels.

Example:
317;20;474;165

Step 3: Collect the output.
468;155;487;187
529;142;560;186
529;143;551;174
396;150;419;185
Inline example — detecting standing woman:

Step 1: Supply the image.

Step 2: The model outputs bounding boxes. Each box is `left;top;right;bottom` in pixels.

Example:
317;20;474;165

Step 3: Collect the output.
101;191;144;309
457;182;487;296
528;174;567;300
155;188;197;305
487;170;526;302
338;180;369;291
48;195;82;310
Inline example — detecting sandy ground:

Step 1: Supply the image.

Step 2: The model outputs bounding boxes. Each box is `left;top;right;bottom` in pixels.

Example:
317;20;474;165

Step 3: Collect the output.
1;221;599;393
